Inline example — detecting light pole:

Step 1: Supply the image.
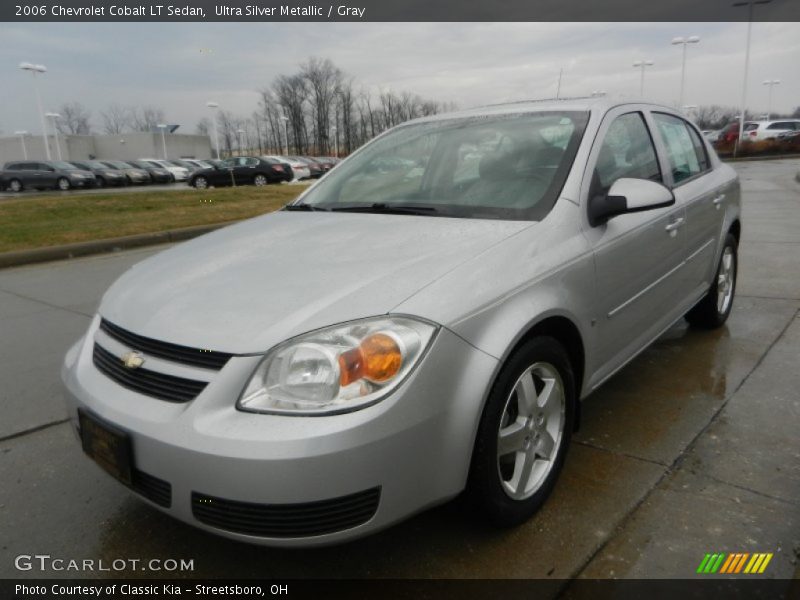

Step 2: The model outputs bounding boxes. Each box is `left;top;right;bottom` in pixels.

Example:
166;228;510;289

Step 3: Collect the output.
733;0;773;157
157;123;168;159
331;126;338;158
762;79;780;119
280;115;289;155
14;131;29;159
206;101;221;159
671;36;700;108
633;60;655;97
237;128;245;156
45;112;63;160
19;62;51;160
555;67;563;99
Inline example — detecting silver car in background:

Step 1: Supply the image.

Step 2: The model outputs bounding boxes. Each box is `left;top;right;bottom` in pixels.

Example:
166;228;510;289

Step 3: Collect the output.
62;98;740;546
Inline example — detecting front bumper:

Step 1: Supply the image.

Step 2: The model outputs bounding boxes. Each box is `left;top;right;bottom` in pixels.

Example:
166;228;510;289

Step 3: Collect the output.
61;316;497;547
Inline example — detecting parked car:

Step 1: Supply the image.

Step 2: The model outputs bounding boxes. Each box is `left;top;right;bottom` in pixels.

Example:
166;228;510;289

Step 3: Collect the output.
98;160;152;185
312;156;338;172
140;158;190;181
1;160;96;192
291;156;324;179
717;122;741;145
62;99;740;547
189;156;291;189
122;160;174;184
69;160;128;187
701;130;721;143
181;159;215;171
262;155;311;181
741;119;800;141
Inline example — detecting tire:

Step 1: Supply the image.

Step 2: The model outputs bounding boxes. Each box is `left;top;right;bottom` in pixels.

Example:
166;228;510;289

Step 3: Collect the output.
253;174;268;186
8;179;23;193
96;177;106;188
467;336;576;527
686;233;738;329
57;177;71;191
193;176;208;190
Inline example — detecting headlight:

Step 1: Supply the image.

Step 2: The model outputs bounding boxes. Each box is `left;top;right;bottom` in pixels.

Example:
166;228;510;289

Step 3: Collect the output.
237;316;437;416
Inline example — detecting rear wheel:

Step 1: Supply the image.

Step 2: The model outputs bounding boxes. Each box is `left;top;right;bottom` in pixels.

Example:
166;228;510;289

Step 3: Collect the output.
254;174;268;186
468;336;575;527
57;177;71;191
8;179;23;193
686;233;737;329
96;176;106;188
193;176;208;189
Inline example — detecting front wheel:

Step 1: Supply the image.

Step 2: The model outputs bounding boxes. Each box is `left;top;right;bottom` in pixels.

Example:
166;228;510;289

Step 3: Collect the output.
8;179;23;193
57;177;71;191
686;233;737;329
468;336;575;527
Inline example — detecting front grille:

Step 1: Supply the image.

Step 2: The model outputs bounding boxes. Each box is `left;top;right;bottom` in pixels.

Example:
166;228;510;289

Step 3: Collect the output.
132;468;172;507
100;318;232;370
191;487;381;538
93;344;207;403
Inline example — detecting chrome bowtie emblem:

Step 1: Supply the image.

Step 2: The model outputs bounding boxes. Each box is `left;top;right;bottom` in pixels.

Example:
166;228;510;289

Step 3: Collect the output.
121;351;145;369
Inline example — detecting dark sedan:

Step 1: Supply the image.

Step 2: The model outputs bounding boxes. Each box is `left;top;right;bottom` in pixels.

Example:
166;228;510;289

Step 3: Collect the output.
99;160;152;185
189;156;291;189
291;156;325;179
124;160;175;184
1;160;96;192
69;160;128;187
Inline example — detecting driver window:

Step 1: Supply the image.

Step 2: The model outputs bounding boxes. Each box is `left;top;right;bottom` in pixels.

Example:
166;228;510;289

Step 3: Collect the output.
592;112;661;198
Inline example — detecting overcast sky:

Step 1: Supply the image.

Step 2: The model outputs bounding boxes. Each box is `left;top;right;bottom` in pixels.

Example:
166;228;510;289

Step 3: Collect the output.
1;21;798;136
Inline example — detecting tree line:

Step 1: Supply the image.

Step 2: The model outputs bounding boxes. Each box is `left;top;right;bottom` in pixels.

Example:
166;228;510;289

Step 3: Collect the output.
43;56;455;158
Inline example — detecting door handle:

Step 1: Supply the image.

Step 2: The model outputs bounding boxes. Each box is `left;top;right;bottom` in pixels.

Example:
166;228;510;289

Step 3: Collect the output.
664;217;684;233
712;194;726;209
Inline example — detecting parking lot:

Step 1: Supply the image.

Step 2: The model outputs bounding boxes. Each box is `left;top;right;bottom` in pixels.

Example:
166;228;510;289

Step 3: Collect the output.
0;158;798;583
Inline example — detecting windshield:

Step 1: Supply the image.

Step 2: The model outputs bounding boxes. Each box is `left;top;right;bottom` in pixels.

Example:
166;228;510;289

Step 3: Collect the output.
84;161;109;169
104;161;132;169
294;111;588;220
52;161;80;170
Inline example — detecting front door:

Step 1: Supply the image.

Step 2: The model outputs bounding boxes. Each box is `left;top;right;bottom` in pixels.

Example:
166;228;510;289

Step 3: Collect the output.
581;109;687;388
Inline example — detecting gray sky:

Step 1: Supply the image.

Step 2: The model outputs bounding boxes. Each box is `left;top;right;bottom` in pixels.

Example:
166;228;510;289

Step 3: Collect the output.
1;21;798;136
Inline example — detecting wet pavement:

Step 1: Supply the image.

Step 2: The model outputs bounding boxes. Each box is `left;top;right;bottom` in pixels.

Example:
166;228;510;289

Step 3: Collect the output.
0;159;798;582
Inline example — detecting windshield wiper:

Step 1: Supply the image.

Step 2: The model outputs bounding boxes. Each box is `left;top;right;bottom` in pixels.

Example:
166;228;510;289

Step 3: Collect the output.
282;203;329;212
329;203;439;216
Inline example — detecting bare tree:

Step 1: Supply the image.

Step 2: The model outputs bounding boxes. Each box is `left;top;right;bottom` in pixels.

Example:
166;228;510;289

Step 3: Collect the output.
273;74;310;154
101;104;131;134
130;106;166;131
301;57;343;154
196;117;212;137
56;102;92;135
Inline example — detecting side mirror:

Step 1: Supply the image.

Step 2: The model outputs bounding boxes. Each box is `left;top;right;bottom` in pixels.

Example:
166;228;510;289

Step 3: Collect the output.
589;178;674;227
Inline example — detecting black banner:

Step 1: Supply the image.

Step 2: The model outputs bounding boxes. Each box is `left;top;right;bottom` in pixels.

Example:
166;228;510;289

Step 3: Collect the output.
3;579;800;600
2;0;799;22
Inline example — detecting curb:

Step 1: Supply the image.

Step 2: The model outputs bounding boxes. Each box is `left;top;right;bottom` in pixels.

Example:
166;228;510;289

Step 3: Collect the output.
0;221;238;270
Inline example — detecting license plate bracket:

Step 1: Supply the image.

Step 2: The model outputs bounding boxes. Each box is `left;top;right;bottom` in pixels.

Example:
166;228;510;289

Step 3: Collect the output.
78;409;133;486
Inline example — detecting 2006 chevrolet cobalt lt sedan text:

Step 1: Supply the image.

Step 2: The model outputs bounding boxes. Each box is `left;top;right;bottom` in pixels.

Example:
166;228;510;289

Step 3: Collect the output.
62;99;740;546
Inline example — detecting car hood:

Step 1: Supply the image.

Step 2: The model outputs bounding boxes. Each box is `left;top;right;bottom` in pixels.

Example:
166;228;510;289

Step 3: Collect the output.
99;211;531;354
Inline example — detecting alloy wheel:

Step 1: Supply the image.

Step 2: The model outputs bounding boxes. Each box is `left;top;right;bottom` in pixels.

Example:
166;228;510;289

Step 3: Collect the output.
254;174;267;186
194;177;208;189
497;362;566;500
716;246;735;315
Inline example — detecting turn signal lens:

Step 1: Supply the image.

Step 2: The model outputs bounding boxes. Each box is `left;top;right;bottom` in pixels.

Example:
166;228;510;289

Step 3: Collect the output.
361;333;402;382
338;333;403;386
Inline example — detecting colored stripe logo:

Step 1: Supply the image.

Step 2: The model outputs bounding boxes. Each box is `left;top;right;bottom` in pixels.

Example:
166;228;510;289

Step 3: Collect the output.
696;552;773;574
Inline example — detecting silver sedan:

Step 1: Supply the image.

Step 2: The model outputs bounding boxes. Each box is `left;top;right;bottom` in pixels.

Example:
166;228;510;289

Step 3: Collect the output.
62;98;740;546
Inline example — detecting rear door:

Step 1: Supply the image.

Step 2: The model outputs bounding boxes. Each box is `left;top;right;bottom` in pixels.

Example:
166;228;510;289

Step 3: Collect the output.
582;108;687;387
651;112;726;300
233;157;257;184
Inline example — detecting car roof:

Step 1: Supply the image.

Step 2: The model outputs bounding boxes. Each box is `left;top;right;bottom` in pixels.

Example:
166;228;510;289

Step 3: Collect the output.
403;96;682;125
